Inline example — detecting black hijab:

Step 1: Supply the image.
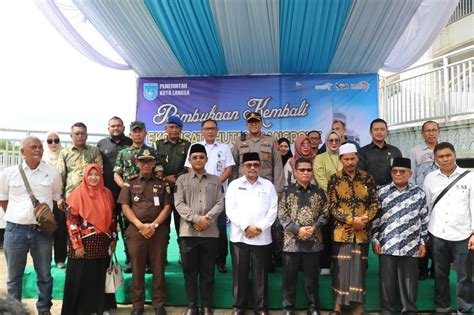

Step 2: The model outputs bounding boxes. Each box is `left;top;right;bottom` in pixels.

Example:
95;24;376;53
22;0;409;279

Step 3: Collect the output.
277;137;293;166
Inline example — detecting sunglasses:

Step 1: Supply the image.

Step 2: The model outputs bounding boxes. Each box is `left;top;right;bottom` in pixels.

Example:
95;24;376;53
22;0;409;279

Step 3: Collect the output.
328;139;340;143
47;138;60;144
297;168;313;173
244;162;261;169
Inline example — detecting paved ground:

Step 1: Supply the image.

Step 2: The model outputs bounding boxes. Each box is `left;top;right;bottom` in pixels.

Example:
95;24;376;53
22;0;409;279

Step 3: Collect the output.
0;246;446;315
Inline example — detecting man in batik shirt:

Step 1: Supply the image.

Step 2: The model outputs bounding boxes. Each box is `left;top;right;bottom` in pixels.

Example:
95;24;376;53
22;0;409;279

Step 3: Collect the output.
279;157;328;315
327;143;378;315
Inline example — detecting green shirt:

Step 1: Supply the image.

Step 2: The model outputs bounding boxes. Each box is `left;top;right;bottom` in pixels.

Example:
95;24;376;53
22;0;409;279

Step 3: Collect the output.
153;138;191;177
57;144;103;198
113;145;159;181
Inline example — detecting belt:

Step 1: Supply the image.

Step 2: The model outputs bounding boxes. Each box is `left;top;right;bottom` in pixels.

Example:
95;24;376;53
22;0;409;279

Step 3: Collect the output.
7;221;40;230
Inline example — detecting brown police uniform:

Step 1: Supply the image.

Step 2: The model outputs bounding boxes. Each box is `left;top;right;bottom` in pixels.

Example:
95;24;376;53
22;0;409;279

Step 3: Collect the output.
232;133;284;193
117;175;172;310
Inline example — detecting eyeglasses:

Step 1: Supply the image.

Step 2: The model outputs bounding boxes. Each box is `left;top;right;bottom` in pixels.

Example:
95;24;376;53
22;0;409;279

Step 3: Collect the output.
391;169;408;175
191;155;206;160
244;162;260;169
297;168;313;173
47;138;60;144
328;139;340;143
202;127;217;131
72;132;86;137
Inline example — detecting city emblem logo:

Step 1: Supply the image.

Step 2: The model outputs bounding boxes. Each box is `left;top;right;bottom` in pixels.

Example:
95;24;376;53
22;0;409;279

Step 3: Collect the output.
144;83;158;101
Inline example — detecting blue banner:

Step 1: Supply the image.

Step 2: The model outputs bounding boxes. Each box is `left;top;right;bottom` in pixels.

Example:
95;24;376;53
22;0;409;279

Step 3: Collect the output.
137;74;379;146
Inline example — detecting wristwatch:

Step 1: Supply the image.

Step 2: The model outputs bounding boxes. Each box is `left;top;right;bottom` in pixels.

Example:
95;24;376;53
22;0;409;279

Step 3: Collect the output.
123;182;130;188
153;223;159;229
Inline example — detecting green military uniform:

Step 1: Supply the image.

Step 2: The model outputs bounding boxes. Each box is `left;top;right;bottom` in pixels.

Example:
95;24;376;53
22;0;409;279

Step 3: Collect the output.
153;137;191;241
153;138;191;178
232;133;284;193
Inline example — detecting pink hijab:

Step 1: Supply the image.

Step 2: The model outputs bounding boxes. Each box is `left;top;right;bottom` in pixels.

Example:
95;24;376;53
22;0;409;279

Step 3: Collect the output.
289;135;315;168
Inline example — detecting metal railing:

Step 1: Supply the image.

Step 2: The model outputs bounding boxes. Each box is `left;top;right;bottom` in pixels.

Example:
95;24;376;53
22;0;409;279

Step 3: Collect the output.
380;45;474;127
448;0;473;25
0;128;107;171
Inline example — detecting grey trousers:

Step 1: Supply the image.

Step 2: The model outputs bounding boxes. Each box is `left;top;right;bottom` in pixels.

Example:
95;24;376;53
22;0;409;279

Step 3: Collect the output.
431;235;473;313
379;255;418;315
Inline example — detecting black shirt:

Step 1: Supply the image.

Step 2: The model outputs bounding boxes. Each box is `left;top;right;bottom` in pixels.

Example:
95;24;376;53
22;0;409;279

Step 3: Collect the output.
97;135;132;197
358;141;402;186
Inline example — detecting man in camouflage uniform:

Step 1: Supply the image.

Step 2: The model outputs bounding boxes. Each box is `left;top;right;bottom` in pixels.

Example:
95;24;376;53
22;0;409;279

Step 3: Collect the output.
114;120;163;272
153;116;191;244
232;112;284;271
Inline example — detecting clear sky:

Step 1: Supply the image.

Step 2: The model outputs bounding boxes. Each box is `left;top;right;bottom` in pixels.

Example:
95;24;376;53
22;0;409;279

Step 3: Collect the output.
0;1;137;135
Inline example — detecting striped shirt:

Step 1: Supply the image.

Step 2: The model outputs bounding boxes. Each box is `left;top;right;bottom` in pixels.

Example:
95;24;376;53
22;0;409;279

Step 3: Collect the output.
372;182;429;257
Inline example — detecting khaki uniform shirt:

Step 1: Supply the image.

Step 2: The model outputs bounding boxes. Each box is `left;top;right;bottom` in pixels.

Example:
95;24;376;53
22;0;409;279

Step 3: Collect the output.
174;171;224;238
117;175;172;224
57;144;103;198
232;133;284;193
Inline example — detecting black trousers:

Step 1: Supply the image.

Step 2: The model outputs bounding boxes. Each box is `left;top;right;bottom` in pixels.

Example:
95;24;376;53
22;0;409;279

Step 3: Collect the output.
282;252;320;310
379;255;418;315
216;210;229;266
230;242;270;311
320;220;333;269
179;237;218;308
431;235;473;313
52;201;67;263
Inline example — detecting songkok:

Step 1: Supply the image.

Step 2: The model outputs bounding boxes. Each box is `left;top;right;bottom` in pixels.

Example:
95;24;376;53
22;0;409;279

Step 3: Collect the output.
339;143;357;156
167;115;183;128
246;112;262;122
137;148;156;161
392;157;411;169
130;120;145;130
189;144;206;156
242;152;260;163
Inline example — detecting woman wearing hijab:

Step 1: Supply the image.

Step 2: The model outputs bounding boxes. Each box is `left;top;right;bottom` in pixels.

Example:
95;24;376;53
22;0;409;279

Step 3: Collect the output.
61;164;117;315
277;137;293;167
312;130;343;276
42;131;67;268
283;135;316;186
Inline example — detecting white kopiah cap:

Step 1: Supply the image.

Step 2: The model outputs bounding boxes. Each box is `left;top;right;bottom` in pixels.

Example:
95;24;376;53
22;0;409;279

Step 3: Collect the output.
339;143;357;156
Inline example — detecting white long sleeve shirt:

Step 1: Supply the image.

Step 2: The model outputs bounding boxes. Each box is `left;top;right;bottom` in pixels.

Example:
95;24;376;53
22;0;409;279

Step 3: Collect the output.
226;175;278;245
423;166;474;241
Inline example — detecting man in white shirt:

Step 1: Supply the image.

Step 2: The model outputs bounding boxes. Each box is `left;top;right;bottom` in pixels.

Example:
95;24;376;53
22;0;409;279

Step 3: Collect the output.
423;142;473;314
226;152;278;315
0;136;63;315
185;119;235;273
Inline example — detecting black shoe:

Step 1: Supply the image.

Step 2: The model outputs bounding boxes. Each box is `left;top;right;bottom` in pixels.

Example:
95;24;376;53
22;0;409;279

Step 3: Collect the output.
146;265;152;274
130;309;144;315
419;270;429;280
283;310;295;315
306;306;320;315
217;264;228;273
232;308;245;315
155;306;167;315
38;311;51;315
185;307;199;315
255;310;269;315
201;307;213;315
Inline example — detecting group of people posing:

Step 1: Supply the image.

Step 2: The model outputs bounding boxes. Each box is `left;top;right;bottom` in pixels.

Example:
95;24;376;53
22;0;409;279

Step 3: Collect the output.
0;113;472;315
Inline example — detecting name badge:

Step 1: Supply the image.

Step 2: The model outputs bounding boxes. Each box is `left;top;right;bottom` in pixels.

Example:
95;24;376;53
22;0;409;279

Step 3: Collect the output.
154;196;160;206
238;187;247;190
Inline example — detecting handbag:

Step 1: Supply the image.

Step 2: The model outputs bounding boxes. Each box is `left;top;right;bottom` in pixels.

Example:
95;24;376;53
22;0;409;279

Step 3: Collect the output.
105;253;124;293
18;165;58;236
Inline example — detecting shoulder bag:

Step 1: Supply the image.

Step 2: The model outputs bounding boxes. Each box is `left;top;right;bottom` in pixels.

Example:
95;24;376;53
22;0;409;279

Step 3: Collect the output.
432;170;470;210
18;165;58;236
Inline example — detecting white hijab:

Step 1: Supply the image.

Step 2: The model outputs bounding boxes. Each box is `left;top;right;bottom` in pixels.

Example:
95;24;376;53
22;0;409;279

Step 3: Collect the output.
42;130;61;168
